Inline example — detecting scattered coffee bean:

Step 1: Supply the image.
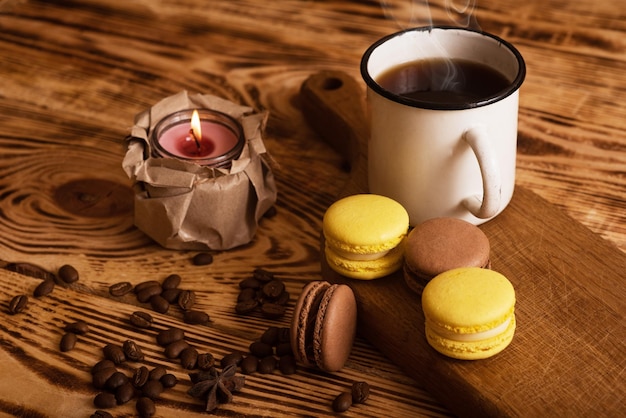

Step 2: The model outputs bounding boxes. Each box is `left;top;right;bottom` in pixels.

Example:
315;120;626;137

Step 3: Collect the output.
90;410;113;418
278;354;297;375
239;277;261;290
134;280;161;293
136;284;162;303
160;288;181;303
92;367;117;390
160;373;178;389
136;396;156;417
253;268;275;282
183;310;210;325
58;264;79;283
163;340;190;359
156;327;185;346
129;311;153;329
240;355;259;374
235;299;259;315
192;252;213;266
122;340;144;362
132;366;150;388
109;281;133;297
5;262;55;281
115;381;135;405
332;392;353;413
102;343;126;364
235;269;290;318
92;360;116;375
260;326;279;346
220;351;245;368
141;380;163;400
351;381;370;404
148;365;167;381
60;332;77;352
161;274;181;290
258;356;277;374
177;289;196;311
275;342;292;357
260;302;286;318
149;294;169;314
33;279;55;298
180;346;199;369
8;294;28;315
65;320;89;335
262;280;285;299
197;353;215;370
105;371;129;391
93;392;117;409
249;341;273;358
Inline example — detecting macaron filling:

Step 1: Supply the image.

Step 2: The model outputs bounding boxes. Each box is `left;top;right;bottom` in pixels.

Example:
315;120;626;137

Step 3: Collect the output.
427;316;513;343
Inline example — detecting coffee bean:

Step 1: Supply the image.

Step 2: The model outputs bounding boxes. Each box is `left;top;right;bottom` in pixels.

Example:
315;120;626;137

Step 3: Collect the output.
109;281;133;297
240;355;259;374
253;268;275;282
275;290;290;305
141;380;163;400
92;360;116;375
58;264;79;283
149;294;169;314
278;354;297;375
105;371;129;391
163;340;190;359
136;284;162;303
183;310;210;325
132;366;149;388
275;342;292;357
332;392;353;412
33;279;55;298
6;262;55;281
136;396;156;417
102;343;126;364
238;277;261;290
148;366;167;381
351;381;370;404
261;326;279;346
160;288;181;303
196;353;214;370
156;327;184;346
129;311;153;329
8;294;28;315
249;341;273;358
192;252;213;266
122;339;144;362
115;381;135;405
177;289;196;311
134;280;160;293
277;327;291;343
162;274;181;290
64;320;89;335
220;351;244;368
262;280;285;299
180;346;199;369
235;299;258;315
60;332;77;352
160;373;178;388
92;367;117;390
93;392;117;409
90;410;113;418
258;356;277;374
261;302;286;318
237;287;257;302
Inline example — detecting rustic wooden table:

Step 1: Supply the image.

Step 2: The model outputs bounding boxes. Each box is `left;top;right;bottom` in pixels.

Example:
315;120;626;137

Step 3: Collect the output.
0;1;624;417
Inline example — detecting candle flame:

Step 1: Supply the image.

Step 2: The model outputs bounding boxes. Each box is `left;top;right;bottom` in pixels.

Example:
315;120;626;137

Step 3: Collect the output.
191;109;202;141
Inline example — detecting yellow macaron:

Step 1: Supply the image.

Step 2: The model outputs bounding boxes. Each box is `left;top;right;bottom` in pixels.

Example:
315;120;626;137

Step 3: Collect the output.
421;267;516;360
323;194;409;280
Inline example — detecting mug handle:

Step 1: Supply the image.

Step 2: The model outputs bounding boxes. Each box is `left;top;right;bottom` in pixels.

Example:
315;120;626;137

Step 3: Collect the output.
461;125;501;219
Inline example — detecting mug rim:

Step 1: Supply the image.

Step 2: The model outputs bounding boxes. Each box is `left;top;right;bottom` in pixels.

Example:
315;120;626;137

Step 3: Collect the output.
360;26;526;110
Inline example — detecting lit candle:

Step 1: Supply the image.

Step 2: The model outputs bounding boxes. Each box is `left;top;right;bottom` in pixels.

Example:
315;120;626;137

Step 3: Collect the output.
151;108;244;167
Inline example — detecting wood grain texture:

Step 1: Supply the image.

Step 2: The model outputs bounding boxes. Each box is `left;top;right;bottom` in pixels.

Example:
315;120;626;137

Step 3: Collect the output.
0;0;624;417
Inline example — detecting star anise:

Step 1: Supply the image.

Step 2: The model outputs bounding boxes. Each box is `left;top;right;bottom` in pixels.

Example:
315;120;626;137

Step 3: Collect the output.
187;364;245;412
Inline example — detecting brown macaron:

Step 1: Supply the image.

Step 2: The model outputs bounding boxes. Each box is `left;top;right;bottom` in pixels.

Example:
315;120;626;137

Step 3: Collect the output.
290;281;357;372
403;217;491;294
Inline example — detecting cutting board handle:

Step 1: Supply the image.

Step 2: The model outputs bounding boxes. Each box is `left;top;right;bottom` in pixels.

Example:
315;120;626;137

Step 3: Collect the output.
300;70;369;195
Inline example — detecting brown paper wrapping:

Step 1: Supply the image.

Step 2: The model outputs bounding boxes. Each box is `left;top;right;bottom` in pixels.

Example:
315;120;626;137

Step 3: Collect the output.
122;91;277;250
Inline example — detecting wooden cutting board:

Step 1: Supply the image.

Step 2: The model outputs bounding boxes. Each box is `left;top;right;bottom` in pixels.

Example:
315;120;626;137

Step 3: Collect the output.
300;71;626;417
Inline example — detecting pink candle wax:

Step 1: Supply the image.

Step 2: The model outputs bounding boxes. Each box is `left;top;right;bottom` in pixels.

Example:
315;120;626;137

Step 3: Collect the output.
158;121;239;160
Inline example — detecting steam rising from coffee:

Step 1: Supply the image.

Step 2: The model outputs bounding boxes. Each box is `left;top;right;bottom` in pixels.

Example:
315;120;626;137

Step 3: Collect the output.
377;0;483;101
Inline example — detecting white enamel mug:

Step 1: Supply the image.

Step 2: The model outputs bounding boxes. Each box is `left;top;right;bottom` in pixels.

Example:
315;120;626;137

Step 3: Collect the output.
361;26;526;225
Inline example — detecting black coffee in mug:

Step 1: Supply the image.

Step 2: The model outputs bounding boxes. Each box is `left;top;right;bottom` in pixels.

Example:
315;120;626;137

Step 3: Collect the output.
376;58;510;105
